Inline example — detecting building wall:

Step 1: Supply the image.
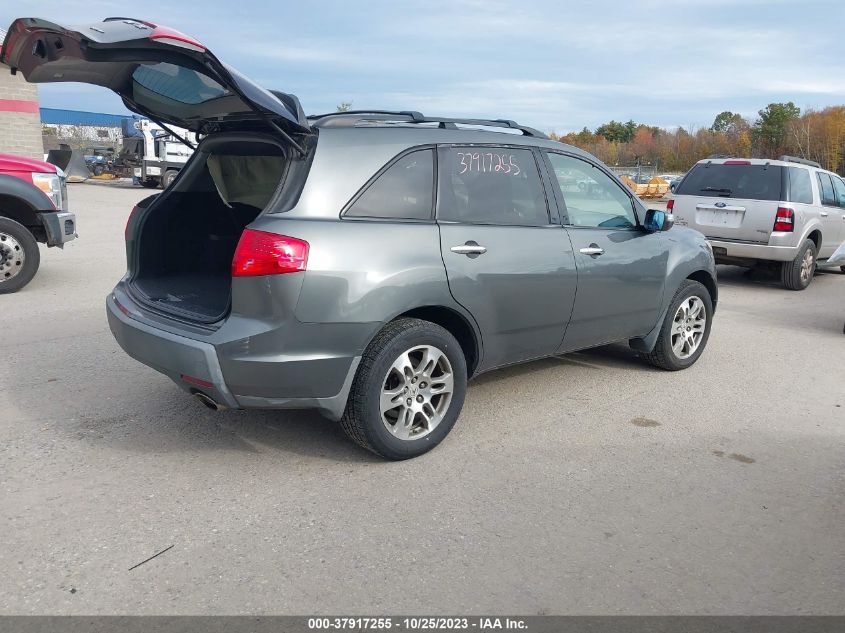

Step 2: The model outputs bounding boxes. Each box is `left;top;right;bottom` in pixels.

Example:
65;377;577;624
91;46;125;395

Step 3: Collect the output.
0;66;43;161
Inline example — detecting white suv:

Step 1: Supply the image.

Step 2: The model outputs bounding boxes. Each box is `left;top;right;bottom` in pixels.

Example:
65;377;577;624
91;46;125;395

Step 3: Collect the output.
670;156;845;289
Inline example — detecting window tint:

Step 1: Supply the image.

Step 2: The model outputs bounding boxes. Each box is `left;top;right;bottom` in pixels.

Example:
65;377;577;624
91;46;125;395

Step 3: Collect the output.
546;153;636;229
438;147;549;225
832;175;845;208
133;63;229;104
675;164;783;201
346;149;434;220
787;167;813;204
817;172;836;206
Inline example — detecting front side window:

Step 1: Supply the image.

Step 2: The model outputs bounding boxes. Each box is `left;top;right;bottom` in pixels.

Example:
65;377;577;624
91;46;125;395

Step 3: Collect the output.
345;149;434;220
787;167;813;204
437;147;549;226
832;175;845;208
817;172;836;206
546;152;636;229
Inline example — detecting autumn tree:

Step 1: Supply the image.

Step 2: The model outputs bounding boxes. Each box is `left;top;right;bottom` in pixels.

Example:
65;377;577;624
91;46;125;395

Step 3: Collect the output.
752;102;801;157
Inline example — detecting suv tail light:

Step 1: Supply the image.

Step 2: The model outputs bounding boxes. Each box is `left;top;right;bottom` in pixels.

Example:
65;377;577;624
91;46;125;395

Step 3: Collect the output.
666;199;674;212
125;205;138;241
232;229;309;277
773;207;794;232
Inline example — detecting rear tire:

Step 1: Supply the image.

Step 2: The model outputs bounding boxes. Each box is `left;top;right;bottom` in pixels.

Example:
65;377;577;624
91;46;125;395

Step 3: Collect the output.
644;280;713;371
340;318;467;460
781;239;816;290
0;217;40;294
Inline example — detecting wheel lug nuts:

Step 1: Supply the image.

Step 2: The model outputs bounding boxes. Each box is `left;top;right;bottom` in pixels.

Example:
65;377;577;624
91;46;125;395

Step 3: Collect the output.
406;398;412;406
416;395;424;403
411;377;417;384
420;382;427;388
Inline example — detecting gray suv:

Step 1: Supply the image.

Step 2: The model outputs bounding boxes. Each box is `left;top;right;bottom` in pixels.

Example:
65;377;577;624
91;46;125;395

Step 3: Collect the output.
4;17;718;459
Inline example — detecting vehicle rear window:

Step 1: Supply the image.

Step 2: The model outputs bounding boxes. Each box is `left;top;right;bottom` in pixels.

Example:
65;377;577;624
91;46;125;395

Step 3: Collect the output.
675;163;784;201
787;167;813;204
345;149;434;220
817;172;836;206
133;63;229;104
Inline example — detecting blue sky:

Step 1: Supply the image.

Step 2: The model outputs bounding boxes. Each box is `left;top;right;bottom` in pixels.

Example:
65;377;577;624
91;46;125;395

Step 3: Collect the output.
3;0;844;133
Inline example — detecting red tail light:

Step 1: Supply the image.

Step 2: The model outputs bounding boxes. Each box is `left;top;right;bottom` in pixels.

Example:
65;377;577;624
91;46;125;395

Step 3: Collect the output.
723;160;752;165
773;207;794;232
232;229;309;277
125;205;138;241
666;199;674;212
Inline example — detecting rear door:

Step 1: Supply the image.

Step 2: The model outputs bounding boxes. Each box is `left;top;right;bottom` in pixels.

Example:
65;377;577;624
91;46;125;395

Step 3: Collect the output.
672;162;784;243
542;151;667;351
830;175;845;245
815;171;844;256
1;18;309;135
437;146;577;370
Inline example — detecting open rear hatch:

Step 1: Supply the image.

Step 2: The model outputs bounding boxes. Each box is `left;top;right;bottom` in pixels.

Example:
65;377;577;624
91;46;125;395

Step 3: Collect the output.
2;18;313;324
1;17;310;140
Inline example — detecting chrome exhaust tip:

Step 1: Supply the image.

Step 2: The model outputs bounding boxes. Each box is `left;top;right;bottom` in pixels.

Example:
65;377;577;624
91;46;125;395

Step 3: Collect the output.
194;392;224;411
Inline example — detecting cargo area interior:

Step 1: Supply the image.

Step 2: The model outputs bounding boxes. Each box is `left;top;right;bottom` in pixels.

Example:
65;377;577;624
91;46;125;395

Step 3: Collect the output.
130;138;287;322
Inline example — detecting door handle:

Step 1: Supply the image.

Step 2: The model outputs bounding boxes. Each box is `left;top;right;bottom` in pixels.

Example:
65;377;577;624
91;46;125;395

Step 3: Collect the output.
579;244;605;257
820;211;829;217
451;242;487;256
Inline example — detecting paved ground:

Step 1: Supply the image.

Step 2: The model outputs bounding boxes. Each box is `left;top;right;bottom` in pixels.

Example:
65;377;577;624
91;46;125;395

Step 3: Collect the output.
2;182;844;615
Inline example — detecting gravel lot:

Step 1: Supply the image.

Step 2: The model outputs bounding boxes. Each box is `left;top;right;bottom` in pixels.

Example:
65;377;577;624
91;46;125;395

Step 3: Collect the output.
2;181;844;615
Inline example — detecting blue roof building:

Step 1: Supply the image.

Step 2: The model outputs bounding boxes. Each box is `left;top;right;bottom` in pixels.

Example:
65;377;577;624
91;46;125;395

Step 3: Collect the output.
40;108;135;127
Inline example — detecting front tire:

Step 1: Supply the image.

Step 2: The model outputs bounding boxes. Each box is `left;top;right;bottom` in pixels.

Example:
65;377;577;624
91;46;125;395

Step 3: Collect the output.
781;239;816;290
644;280;713;371
0;217;40;294
340;318;468;460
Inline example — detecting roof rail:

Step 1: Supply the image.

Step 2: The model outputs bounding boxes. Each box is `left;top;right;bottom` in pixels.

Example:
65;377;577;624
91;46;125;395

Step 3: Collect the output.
778;155;822;169
308;111;548;138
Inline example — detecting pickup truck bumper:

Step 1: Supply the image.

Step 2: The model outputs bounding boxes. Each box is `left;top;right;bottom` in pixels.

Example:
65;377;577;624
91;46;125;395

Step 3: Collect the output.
707;238;799;263
39;211;77;247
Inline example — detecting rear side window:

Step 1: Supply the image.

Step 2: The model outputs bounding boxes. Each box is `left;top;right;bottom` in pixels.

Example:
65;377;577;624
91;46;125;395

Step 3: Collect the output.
832;175;845;208
817;172;836;206
345;149;434;220
787;167;813;204
675;163;783;201
438;147;549;226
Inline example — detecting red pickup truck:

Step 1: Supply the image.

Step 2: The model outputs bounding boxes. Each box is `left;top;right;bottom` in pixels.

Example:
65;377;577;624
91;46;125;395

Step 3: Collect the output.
0;153;77;293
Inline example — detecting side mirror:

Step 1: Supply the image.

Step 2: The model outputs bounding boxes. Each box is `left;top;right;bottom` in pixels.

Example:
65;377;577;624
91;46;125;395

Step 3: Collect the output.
644;208;674;232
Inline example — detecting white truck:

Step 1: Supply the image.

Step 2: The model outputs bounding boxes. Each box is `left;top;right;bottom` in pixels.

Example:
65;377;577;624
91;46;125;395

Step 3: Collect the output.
118;119;196;189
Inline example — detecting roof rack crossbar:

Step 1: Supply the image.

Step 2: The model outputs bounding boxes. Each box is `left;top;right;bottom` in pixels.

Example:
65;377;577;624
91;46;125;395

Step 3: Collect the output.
308;111;547;138
778;155;822;169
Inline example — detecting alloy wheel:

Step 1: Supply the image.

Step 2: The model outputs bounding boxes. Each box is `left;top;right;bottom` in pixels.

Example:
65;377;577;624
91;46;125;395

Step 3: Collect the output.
380;345;454;440
800;248;815;284
671;296;706;360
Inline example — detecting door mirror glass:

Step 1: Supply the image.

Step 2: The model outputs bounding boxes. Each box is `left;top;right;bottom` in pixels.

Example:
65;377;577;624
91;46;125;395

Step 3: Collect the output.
644;209;674;232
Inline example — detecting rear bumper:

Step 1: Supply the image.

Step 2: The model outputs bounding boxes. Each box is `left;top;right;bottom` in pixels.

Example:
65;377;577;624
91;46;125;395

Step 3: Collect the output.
106;290;361;420
39;211;77;247
707;238;799;263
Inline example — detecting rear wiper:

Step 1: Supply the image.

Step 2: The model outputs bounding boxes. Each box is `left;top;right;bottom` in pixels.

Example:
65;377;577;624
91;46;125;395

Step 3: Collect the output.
700;187;732;194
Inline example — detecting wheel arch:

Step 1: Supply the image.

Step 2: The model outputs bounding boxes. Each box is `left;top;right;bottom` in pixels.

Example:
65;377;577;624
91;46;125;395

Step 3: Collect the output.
393;305;481;378
805;229;821;250
0;193;44;241
686;269;718;311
